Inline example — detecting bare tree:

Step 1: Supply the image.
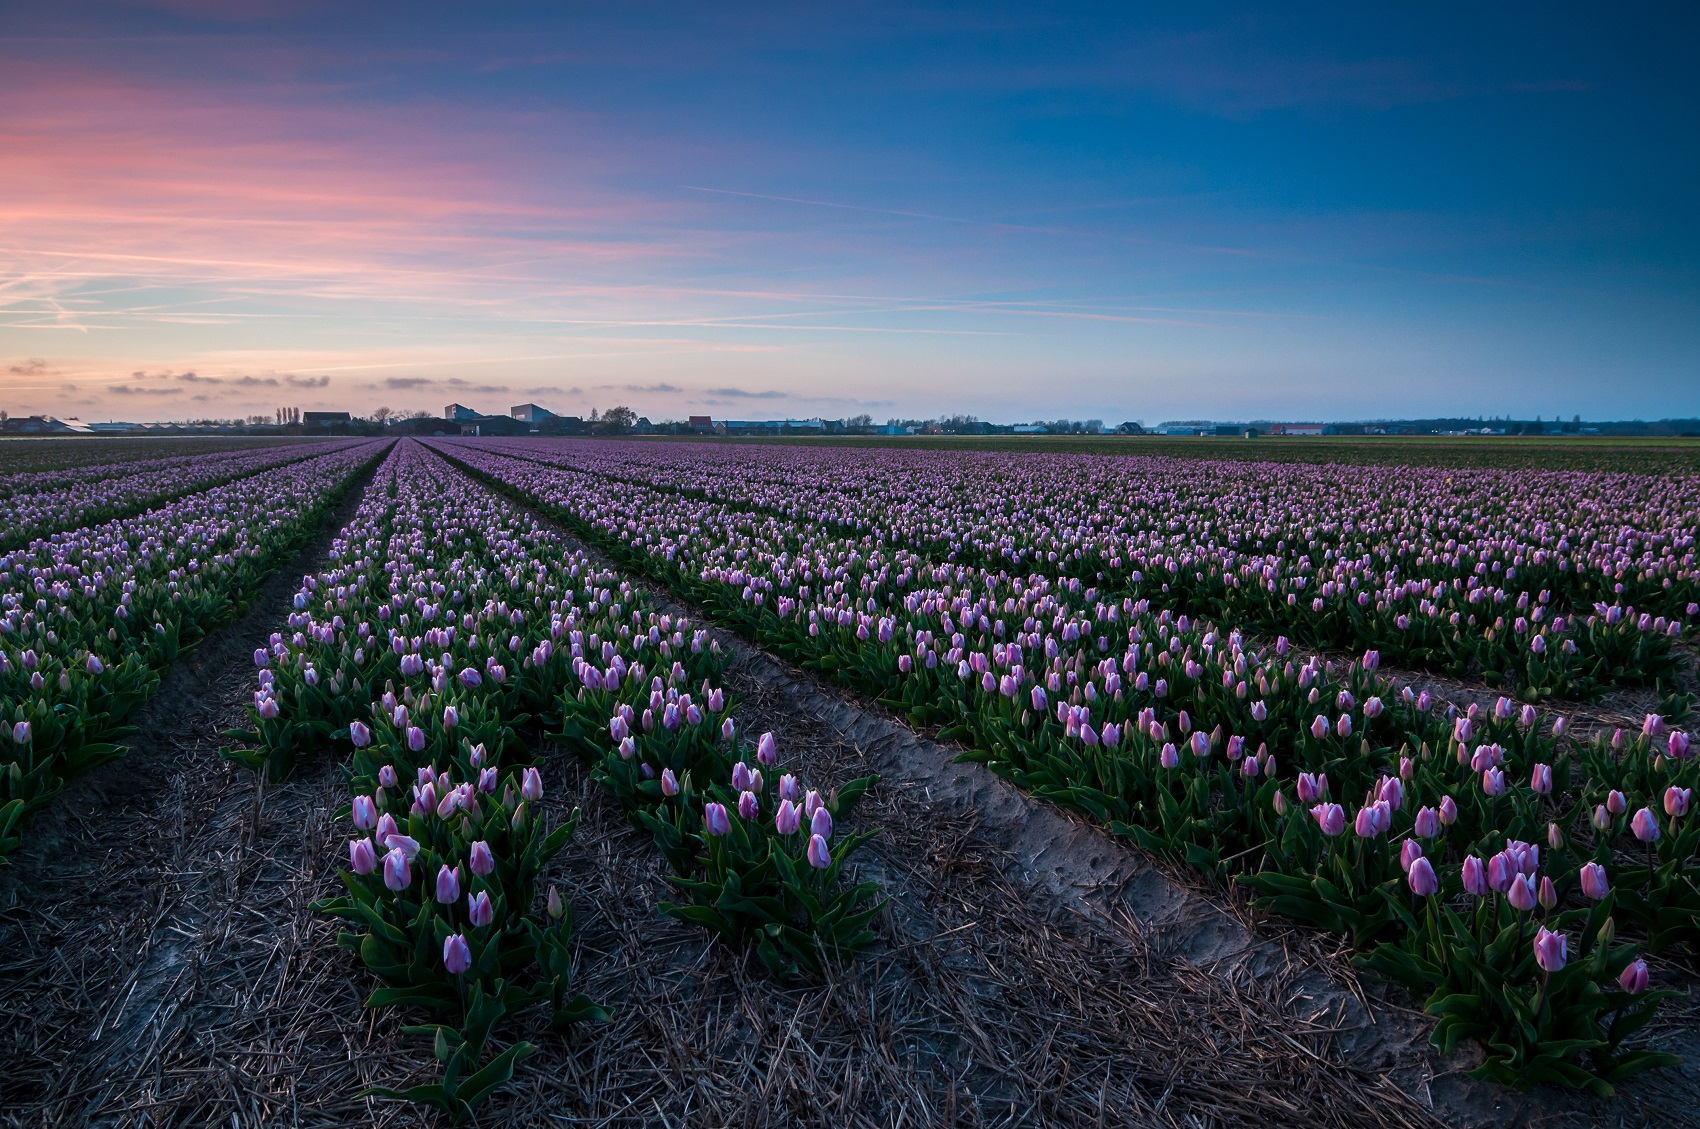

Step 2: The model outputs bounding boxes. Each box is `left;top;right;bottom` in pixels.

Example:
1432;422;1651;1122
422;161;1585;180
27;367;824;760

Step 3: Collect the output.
371;406;393;426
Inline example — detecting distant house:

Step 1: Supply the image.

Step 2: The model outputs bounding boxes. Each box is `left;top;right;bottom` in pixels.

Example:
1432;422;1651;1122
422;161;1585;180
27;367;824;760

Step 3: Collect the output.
1269;423;1325;436
444;403;483;421
2;415;91;434
510;403;557;427
688;415;714;432
303;411;351;428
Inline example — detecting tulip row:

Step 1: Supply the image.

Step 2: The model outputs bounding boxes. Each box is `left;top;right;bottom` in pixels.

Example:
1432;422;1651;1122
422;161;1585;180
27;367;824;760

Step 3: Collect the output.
468;438;1693;707
231;440;882;1118
1;439;366;551
0;439;387;863
437;438;1689;1094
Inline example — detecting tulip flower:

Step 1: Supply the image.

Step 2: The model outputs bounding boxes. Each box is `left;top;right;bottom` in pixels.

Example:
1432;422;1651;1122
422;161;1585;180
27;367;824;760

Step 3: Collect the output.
1620;959;1650;995
351;795;377;830
1670;731;1692;759
521;767;543;802
1538;876;1558;910
1309;714;1329;740
1608;789;1628;814
436;864;461;904
779;773;799;802
1529;763;1552;795
348;720;371;748
1413;806;1440;839
1507;874;1538;912
1438;795;1458;825
661;768;679;797
1579;862;1610;901
1486;853;1515;893
1593;804;1612;830
253;648;269;669
384;833;419;859
1399;839;1423;872
469;840;494;876
775;798;801;835
1533;927;1567;973
12;721;30;745
1481;767;1506;796
383;849;411;891
406;726;426;752
1311;803;1346;836
704;802;732;836
804;789;824;818
738;790;760;820
1407;857;1439;897
547;885;564;920
349;838;377;875
467;890;494;928
442;705;458;730
721;717;736;742
1335;714;1352;738
1296;772;1326;802
1160;742;1179;769
807;833;832;869
1632;807;1661;843
1664;786;1691;818
1462;855;1489;896
479;766;497;793
443;934;472;975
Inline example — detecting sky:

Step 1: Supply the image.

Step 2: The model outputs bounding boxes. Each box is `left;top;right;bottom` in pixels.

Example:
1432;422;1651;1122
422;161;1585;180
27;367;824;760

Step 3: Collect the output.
1;1;1697;424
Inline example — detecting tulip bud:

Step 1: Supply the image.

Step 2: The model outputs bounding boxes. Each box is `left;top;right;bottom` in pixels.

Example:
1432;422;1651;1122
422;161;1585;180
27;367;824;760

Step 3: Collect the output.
383;849;411;892
1538;876;1558;909
349;720;371;748
1608;789;1627;814
1547;822;1563;850
1399;839;1423;872
661;768;679;796
1632;807;1661;843
469;840;494;876
435;864;461;904
1530;763;1552;795
443;933;472;974
1593;804;1612;830
1533;927;1567;973
1619;959;1649;995
467;890;493;928
547;884;564;920
810;806;834;840
721;717;736;742
1439;795;1458;825
1462;855;1488;896
1406;857;1439;897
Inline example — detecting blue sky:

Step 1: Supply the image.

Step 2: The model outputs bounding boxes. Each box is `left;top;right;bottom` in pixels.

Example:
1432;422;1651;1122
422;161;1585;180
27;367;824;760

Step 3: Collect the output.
2;1;1696;422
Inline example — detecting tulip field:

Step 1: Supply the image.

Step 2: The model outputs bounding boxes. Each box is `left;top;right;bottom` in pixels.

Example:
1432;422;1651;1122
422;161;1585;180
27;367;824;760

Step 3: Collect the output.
3;432;1698;1123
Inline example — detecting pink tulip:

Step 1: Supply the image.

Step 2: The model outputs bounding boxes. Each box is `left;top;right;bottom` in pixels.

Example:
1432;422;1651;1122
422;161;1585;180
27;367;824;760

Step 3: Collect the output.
351;795;377;830
661;768;679;796
1534;927;1567;973
435;864;461;904
704;802;732;835
1311;803;1346;836
1462;855;1489;896
349;838;377;874
349;720;371;748
775;798;801;835
1619;959;1649;995
1438;795;1458;825
467;890;493;928
1608;789;1627;814
1632;808;1661;842
383;849;411;891
1406;857;1439;897
807;833;832;869
1413;806;1440;839
1529;763;1552;795
738;790;759;820
1579;862;1609;901
443;934;472;974
779;773;799;802
1399;839;1424;872
11;721;29;745
1664;786;1691;818
1481;767;1506;796
810;806;834;840
1507;874;1538;911
469;840;494;877
406;726;426;752
522;767;543;802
